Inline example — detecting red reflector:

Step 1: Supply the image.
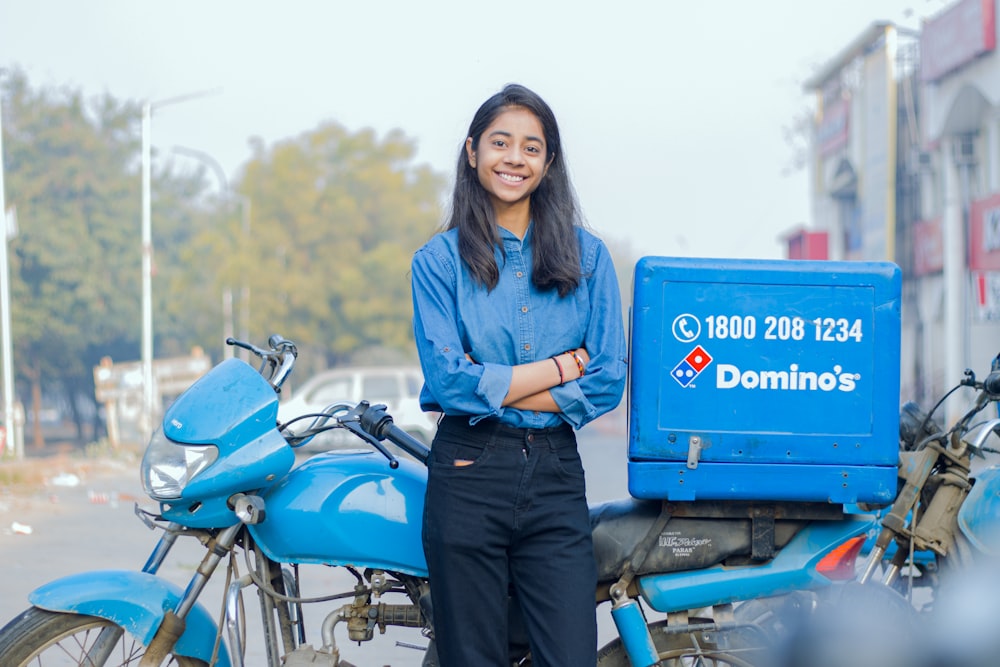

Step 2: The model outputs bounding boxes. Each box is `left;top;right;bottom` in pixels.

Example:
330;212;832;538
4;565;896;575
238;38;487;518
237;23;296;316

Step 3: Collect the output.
816;535;866;581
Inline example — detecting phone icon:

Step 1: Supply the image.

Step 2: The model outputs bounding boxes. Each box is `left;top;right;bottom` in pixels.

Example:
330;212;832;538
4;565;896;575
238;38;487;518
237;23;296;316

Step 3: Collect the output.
672;314;700;343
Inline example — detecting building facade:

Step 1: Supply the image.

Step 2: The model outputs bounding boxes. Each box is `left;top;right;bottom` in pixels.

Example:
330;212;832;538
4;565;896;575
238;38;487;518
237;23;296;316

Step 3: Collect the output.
800;0;1000;421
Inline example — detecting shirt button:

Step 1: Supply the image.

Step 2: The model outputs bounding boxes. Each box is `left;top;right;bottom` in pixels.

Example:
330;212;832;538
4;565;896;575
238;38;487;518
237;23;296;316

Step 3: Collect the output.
516;271;524;278
521;306;528;313
524;344;531;351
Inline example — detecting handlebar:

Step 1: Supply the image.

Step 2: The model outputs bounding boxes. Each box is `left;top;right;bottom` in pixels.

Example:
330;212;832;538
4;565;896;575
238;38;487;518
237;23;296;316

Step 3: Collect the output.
230;334;431;464
226;334;430;468
357;402;432;465
280;400;431;467
227;334;298;391
905;352;1000;459
983;353;1000;395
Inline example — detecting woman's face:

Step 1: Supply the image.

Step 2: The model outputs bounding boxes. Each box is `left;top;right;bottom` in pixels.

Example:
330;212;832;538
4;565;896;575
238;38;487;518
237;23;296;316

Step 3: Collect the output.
466;106;551;211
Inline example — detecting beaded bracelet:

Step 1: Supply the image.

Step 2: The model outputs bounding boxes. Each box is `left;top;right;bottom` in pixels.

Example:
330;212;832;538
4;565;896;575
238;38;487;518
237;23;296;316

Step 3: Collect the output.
568;350;586;377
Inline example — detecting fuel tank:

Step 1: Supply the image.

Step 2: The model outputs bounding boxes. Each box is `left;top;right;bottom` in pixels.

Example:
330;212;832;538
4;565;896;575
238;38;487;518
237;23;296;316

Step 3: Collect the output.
958;464;1000;558
249;450;428;576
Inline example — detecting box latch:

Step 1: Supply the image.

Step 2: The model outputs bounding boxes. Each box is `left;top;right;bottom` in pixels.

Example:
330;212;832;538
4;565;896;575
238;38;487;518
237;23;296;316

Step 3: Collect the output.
686;435;702;469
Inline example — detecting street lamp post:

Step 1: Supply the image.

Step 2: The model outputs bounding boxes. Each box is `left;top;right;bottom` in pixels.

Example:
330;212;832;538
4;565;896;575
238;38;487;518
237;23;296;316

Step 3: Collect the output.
140;102;153;445
140;89;220;443
0;101;18;459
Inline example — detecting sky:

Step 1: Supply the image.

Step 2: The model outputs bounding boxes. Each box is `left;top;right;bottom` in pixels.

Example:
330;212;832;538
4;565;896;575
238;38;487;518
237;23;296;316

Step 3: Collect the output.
0;0;952;262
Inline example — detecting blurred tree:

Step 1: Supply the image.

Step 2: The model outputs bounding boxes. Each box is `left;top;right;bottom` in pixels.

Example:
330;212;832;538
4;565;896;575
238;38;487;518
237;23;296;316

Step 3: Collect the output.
231;122;446;377
2;68;449;444
0;68;215;447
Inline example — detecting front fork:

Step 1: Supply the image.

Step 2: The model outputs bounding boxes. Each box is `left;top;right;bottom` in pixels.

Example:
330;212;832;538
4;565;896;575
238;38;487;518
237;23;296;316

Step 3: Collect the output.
859;445;971;587
82;518;187;667
139;523;243;666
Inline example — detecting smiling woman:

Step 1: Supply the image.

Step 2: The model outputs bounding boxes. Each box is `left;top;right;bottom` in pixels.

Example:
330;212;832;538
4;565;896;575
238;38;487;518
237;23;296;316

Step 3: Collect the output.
410;83;628;666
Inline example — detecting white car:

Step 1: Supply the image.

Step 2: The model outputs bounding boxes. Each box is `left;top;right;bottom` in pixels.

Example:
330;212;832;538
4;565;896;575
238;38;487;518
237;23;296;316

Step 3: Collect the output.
277;365;438;450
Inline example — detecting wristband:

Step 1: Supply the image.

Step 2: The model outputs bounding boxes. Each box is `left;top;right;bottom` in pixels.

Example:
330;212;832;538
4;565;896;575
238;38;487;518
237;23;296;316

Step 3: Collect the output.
551;356;565;385
568;350;586;378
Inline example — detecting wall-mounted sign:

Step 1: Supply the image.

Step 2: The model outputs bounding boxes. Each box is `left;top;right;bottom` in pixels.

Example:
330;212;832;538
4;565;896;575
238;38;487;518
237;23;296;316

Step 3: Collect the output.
969;192;1000;271
913;218;944;276
921;0;997;83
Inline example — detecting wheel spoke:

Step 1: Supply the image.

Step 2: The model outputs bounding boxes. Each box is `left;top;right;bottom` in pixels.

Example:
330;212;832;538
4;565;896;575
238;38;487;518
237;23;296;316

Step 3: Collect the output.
83;626;125;666
0;608;206;667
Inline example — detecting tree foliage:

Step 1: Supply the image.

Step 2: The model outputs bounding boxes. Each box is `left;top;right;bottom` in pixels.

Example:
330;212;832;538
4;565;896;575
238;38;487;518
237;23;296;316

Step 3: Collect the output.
1;69;446;444
1;68;219;445
233;122;446;376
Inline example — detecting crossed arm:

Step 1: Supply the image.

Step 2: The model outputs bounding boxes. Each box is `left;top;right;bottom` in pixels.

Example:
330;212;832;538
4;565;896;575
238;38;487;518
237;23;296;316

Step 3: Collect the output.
468;348;590;412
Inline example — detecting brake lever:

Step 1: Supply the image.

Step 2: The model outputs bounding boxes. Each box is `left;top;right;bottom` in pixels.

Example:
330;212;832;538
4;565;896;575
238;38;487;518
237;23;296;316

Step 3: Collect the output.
226;337;266;357
342;419;400;469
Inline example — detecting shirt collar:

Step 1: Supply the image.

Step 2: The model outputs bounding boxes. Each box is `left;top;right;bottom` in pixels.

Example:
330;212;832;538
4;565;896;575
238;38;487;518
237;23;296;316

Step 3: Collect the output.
498;220;534;248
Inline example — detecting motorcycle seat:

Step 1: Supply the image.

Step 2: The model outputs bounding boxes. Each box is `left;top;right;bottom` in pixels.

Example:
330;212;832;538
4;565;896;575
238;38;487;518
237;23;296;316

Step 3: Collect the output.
589;497;807;582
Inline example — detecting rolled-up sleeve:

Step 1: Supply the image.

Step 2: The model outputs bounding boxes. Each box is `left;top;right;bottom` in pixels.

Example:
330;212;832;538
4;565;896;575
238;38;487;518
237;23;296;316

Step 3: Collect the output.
411;245;510;418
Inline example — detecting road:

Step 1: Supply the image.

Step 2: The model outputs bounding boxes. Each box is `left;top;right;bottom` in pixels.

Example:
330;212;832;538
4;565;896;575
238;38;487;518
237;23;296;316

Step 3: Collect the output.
0;425;631;665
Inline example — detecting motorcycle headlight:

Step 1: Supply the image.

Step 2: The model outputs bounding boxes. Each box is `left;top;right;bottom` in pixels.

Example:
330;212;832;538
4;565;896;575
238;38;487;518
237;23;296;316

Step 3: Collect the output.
141;428;218;500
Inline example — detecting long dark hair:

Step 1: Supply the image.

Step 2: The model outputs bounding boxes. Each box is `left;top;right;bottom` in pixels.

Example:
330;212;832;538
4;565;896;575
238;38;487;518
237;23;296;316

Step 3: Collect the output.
447;84;583;297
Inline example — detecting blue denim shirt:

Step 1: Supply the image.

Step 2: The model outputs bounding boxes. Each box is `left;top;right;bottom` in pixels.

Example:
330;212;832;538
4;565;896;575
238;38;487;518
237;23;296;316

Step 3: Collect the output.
411;224;627;429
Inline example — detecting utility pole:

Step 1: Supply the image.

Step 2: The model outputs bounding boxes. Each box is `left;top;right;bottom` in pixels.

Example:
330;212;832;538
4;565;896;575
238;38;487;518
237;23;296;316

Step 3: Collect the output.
139;88;221;443
0;101;19;459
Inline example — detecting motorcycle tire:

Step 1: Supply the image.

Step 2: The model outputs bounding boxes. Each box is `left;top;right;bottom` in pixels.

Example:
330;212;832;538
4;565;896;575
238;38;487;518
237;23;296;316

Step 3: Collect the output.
0;606;209;667
595;619;761;666
772;582;924;667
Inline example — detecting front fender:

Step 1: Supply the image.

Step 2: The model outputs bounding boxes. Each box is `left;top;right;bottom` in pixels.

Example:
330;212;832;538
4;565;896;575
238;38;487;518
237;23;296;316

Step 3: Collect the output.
29;570;230;666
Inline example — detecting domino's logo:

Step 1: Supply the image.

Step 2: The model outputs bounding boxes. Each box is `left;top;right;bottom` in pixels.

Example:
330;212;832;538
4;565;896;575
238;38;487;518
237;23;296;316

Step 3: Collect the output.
671;345;713;387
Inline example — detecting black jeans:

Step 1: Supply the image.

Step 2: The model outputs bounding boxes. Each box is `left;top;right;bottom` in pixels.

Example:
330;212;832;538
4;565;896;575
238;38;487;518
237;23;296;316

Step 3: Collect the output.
423;416;598;667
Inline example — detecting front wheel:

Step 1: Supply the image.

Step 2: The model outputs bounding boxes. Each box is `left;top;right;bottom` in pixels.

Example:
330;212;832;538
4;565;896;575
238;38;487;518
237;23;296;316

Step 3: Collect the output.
596;620;763;666
0;607;208;666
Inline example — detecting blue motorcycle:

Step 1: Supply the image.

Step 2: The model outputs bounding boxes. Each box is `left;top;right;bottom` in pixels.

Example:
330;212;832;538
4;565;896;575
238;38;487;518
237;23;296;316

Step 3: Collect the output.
0;336;874;666
764;355;1000;667
856;355;1000;601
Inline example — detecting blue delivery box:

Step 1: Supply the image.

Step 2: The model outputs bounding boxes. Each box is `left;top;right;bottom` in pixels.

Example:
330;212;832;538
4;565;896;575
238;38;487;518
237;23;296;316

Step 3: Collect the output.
627;257;901;504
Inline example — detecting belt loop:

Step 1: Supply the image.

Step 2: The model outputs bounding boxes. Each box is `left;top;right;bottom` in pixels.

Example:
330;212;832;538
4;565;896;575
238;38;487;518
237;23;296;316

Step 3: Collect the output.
488;417;505;444
439;414;569;439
